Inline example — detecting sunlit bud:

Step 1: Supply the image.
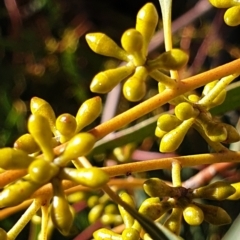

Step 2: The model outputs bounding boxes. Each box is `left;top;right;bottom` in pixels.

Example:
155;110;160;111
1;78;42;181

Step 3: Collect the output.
76;96;102;132
28;114;54;161
86;33;129;61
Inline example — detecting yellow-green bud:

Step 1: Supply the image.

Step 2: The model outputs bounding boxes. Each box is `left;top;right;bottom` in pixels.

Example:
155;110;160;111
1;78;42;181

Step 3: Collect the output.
164;208;182;235
147;49;189;71
90;65;135;94
28;114;54;161
209;0;240;8
14;133;40;154
0;228;7;240
138;197;172;220
193;181;236;200
119;192;135;228
55;133;96;166
123;79;146;102
195;202;231;225
88;204;105;223
227;182;240;200
0;180;41;207
51;179;74;236
160;118;194;152
175;102;199;121
0;148;34;170
93;228;122;240
30;97;56;134
75;96;102;132
86;33;129;61
28;159;59;184
224;6;240;26
59;167;109;188
136;3;158;56
122;228;140;240
121;29;145;66
157;114;181;132
183;203;204;226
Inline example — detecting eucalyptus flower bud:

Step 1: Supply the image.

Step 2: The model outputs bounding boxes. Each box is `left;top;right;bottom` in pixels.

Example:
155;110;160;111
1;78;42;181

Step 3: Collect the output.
90;64;135;94
0;180;41;207
224;6;240;26
59;167;109;188
138;197;172;220
157;114;181;132
93;228;122;240
136;3;158;56
28;114;54;161
209;0;240;8
75;96;102;132
14;133;40;154
121;29;145;66
88;204;105;223
86;33;129;61
194;202;231;226
122;228;140;240
119;192;135;228
30;97;56;135
193;181;236;200
160;118;194;152
0;148;34;170
55;132;96;166
143;178;175;198
183;203;204;226
51;179;74;236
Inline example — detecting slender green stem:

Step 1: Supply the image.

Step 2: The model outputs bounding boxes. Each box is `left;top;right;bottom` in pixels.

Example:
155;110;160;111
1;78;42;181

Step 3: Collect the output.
40;199;50;240
7;199;42;240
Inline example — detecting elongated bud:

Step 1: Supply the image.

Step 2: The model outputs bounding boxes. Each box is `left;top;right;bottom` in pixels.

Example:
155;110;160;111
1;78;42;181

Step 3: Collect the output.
122;228;140;240
164;208;182;235
86;33;129;61
147;49;189;71
194;202;231;225
118;192;135;228
222;123;240;143
138;197;172;220
196;113;227;142
227;182;240;200
193;181;236;200
175;102;199;121
160;118;194;152
123;66;148;102
59;167;109;188
51;179;74;236
90;64;135;94
121;29;145;66
101;214;122;226
88;204;105;223
56;113;77;143
224;6;240;26
28;159;59;184
28;114;54;161
136;3;158;56
183;203;204;226
157;114;181;132
30;97;57;135
76;96;102;132
209;0;240;8
0;180;41;207
144;178;175;198
55;133;96;166
14;133;40;154
0;148;34;170
93;228;122;240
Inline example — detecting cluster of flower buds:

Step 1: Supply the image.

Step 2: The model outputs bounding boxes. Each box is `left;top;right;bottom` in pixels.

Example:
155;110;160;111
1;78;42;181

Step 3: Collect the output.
143;178;236;233
209;0;240;26
156;74;240;152
86;3;188;102
0;96;109;237
87;193;122;226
